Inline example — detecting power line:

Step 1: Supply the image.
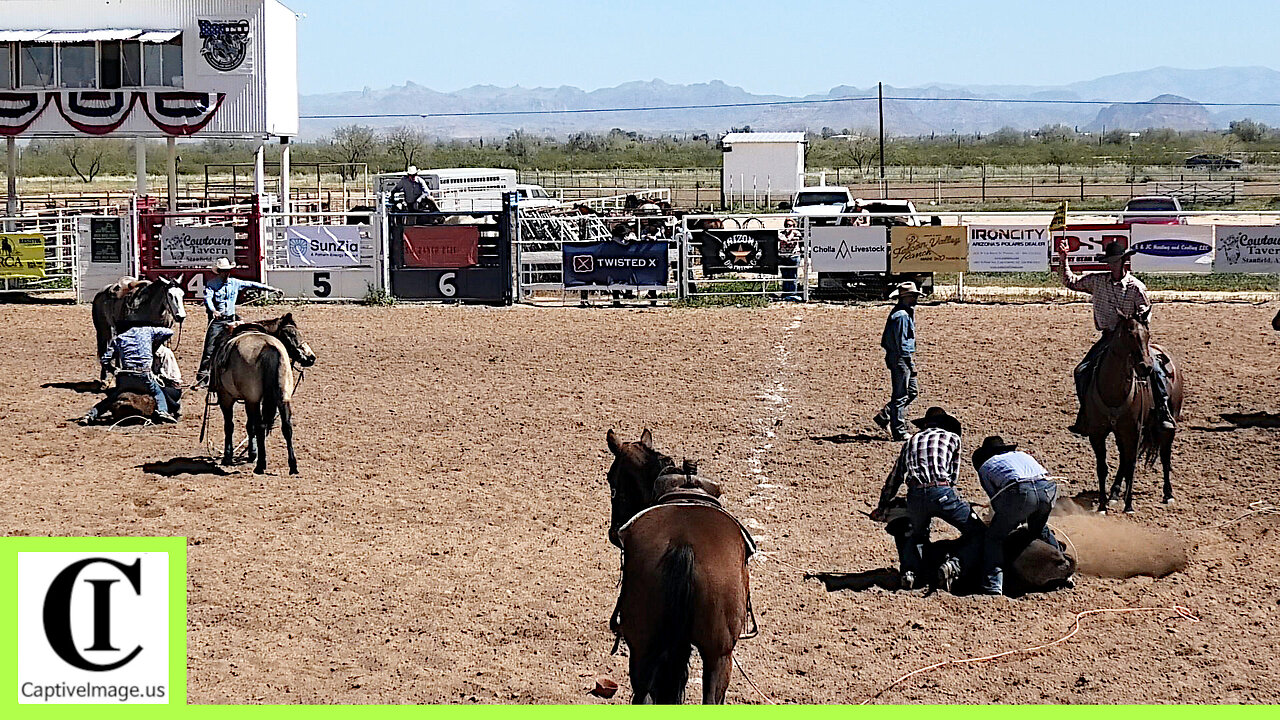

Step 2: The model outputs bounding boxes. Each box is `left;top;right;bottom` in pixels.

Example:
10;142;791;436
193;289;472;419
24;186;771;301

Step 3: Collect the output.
300;94;1280;120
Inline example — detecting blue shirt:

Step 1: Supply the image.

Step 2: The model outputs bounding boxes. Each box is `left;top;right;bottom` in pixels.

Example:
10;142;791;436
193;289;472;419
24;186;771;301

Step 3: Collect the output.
977;451;1049;499
102;326;174;374
204;275;272;318
881;305;916;356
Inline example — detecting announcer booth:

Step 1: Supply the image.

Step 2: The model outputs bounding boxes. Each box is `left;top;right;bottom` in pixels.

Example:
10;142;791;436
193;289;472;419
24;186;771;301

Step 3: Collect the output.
0;0;301;300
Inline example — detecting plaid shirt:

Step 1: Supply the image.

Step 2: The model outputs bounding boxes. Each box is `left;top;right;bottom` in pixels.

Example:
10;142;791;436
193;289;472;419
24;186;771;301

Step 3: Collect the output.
1064;271;1151;332
879;428;963;507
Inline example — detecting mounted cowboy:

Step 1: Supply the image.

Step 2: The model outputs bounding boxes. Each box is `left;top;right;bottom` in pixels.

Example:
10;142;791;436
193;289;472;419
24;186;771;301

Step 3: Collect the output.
194;257;280;389
1058;240;1176;435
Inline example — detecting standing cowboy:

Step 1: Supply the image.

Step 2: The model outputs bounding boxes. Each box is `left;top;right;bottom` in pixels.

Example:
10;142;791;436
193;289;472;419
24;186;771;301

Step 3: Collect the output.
971;435;1070;596
194;257;278;388
872;406;983;591
874;281;920;441
391;165;431;212
94;326;178;424
1058;241;1175;434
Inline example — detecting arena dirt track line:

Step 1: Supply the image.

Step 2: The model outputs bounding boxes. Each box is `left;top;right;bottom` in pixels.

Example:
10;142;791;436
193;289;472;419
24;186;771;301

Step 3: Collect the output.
1;302;1278;703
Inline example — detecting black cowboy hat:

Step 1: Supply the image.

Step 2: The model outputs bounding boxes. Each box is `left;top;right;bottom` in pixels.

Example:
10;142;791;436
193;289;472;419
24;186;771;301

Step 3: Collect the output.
911;406;962;435
972;435;1018;470
1101;241;1137;263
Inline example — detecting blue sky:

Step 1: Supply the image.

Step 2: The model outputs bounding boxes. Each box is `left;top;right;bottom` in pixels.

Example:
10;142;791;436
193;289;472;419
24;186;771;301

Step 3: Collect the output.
286;0;1279;95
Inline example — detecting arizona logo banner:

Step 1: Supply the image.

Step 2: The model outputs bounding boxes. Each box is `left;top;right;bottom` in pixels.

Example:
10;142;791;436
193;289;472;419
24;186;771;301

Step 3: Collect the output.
0;234;47;278
698;229;781;275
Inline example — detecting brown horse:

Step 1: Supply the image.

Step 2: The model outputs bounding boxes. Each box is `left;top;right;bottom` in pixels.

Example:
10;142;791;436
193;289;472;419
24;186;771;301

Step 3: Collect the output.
1080;311;1183;513
212;313;316;475
605;429;752;704
92;276;186;381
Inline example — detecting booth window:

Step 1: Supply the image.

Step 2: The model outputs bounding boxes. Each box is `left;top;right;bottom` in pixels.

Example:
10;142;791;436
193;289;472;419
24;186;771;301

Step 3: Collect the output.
59;42;98;88
0;43;12;89
101;40;143;88
143;37;183;87
17;43;55;88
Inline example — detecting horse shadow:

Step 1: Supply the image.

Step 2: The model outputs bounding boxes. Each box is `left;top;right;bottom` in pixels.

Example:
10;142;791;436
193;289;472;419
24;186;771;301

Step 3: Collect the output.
810;433;887;445
42;380;106;394
805;569;901;592
1191;412;1280;432
140;457;232;477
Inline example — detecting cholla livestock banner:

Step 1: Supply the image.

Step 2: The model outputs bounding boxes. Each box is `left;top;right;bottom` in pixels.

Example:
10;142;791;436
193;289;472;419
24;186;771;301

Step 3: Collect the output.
809;226;888;272
967;225;1050;272
159;226;236;268
889;226;968;272
1213;226;1280;272
284;226;367;267
0;233;46;278
1129;224;1214;273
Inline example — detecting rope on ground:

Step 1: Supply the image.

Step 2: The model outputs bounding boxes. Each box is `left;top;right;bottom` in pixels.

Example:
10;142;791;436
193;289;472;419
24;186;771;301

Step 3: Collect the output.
753;550;814;576
106;416;153;432
1046;522;1079;563
1213;501;1279;529
731;652;776;705
859;604;1200;705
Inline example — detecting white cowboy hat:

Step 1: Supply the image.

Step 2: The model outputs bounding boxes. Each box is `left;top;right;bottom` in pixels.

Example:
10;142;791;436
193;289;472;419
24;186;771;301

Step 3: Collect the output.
888;281;921;299
211;257;235;272
406;165;419;175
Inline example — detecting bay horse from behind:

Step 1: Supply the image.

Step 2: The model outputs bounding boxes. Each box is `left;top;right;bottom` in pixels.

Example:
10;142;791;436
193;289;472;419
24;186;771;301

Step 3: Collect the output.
1080;311;1183;513
92;277;186;381
211;313;316;475
605;429;754;704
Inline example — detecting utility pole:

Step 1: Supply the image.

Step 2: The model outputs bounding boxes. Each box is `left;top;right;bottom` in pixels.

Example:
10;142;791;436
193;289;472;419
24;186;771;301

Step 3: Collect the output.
878;82;886;198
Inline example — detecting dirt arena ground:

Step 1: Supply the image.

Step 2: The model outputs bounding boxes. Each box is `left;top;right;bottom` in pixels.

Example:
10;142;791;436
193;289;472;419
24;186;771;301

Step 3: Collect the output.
2;299;1278;704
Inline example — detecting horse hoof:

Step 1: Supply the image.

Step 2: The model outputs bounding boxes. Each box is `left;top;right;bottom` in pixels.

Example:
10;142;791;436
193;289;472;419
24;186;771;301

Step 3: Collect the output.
1124;508;1136;515
254;466;266;475
289;466;299;475
1164;498;1175;506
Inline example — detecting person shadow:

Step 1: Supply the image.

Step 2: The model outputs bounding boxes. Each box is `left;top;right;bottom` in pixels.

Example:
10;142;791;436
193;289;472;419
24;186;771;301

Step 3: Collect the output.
140;457;231;477
1190;412;1280;432
806;568;902;592
41;380;106;394
810;433;888;444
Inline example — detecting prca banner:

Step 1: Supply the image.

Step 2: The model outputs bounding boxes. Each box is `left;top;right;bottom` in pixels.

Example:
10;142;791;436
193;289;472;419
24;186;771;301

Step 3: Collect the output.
0;233;46;278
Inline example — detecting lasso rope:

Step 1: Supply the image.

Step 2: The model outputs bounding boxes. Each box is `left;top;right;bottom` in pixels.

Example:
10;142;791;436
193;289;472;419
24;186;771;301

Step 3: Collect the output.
859;605;1200;704
1214;501;1279;528
731;652;775;705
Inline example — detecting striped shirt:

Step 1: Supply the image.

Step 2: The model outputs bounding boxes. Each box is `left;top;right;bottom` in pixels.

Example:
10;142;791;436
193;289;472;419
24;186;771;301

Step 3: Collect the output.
1064;271;1151;332
879;428;963;507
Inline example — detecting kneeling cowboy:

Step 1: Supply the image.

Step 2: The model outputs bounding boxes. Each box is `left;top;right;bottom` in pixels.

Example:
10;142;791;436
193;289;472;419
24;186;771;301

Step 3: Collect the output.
872;406;983;591
195;258;279;389
1058;241;1175;434
97;326;178;424
971;435;1069;596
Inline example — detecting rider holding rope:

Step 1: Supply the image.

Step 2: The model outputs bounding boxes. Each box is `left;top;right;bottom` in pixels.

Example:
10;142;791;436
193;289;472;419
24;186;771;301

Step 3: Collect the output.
194;257;280;389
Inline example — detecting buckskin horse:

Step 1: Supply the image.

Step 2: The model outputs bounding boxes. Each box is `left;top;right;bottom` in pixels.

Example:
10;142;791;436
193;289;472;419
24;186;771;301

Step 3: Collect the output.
210;313;316;475
92;277;186;381
1079;311;1183;513
605;429;754;704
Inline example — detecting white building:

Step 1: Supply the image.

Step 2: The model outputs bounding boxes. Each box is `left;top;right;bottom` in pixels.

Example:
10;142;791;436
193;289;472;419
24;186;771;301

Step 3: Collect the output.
720;132;806;208
1;0;299;209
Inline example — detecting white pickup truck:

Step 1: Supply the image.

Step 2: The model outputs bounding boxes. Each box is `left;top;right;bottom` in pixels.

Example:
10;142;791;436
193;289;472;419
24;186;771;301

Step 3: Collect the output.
786;186;854;226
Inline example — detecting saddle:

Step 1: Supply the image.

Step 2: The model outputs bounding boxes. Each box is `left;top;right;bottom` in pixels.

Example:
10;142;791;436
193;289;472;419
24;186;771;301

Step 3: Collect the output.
110;276;143;300
618;471;757;558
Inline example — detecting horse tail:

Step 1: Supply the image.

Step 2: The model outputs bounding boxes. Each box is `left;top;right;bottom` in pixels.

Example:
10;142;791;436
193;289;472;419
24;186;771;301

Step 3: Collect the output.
649;543;696;703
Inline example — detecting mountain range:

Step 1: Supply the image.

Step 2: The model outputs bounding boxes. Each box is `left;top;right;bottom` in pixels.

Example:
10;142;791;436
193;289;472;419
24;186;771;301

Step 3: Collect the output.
297;66;1280;139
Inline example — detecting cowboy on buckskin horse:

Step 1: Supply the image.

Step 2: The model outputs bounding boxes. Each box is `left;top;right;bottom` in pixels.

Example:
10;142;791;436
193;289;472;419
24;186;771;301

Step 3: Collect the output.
195;257;280;389
1058;240;1176;435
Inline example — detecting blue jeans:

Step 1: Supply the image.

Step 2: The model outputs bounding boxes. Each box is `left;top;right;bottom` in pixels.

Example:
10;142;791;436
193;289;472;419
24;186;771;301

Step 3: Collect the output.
779;254;800;296
896;485;983;575
982;479;1061;594
116;371;171;416
879;354;918;437
197;315;237;385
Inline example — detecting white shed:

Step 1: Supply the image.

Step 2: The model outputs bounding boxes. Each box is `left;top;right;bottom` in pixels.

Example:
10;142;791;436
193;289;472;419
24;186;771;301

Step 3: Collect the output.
720;132;806;208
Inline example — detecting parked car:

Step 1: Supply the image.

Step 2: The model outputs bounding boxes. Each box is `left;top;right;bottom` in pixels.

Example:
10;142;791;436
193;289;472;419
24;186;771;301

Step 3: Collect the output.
1121;195;1186;225
515;184;563;211
1184;153;1242;170
787;186;854;226
814;198;937;300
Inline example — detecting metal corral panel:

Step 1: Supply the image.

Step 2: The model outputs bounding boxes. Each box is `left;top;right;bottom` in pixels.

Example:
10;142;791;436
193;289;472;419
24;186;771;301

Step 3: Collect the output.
0;0;298;139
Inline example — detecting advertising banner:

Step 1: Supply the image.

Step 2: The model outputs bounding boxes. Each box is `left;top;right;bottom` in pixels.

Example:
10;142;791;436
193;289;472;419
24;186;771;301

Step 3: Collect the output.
195;18;254;76
90;218;123;264
402;226;478;269
1213;226;1280;272
283;226;367;268
159;226;235;268
563;240;669;289
698;229;780;275
1129;224;1214;273
967;225;1050;272
889;226;968;272
809;226;888;272
1050;224;1130;272
0;233;46;278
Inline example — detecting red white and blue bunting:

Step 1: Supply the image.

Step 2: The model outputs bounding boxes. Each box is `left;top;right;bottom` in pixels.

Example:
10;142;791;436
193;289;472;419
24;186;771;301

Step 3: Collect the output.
0;90;225;137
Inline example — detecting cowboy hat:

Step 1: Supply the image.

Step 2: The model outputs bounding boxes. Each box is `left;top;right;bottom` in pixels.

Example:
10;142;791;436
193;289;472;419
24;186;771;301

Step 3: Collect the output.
972;435;1018;470
210;257;235;272
888;281;921;299
911;406;962;435
406;165;419;175
1101;241;1137;264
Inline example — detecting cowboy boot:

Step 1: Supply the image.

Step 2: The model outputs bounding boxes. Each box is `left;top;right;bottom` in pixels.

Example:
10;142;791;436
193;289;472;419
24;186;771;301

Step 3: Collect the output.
1155;400;1176;433
1068;407;1089;436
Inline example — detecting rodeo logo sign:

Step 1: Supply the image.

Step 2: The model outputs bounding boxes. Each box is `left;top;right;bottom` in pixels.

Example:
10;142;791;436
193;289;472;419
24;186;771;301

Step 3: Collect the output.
197;19;252;74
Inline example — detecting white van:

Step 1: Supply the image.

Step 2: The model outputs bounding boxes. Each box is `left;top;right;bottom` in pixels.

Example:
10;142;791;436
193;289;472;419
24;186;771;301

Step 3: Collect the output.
377;167;518;212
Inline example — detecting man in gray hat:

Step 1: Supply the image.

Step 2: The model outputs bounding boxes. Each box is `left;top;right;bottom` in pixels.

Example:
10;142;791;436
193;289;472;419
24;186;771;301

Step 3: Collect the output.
194;257;279;389
874;281;921;440
1058;240;1175;434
